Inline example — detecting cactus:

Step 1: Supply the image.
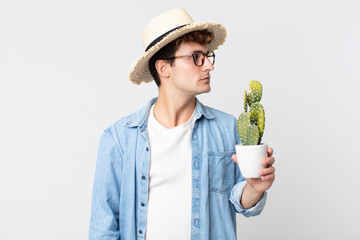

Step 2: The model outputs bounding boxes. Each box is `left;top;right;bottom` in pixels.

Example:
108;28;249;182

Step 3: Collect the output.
247;92;254;108
251;102;265;141
249;80;262;102
237;112;251;143
246;125;260;145
243;91;248;112
237;80;266;145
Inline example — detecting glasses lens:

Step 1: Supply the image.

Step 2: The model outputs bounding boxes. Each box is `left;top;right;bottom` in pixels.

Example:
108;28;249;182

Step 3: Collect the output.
191;51;215;66
207;51;215;65
192;52;204;66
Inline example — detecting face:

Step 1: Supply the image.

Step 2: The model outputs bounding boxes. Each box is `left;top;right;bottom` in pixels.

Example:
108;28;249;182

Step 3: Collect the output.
167;41;215;96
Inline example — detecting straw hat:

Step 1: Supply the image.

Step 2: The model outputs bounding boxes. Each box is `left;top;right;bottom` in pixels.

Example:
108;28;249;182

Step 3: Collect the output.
128;8;227;84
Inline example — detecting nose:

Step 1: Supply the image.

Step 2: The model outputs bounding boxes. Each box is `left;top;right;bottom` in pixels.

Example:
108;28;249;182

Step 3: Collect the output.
203;56;214;71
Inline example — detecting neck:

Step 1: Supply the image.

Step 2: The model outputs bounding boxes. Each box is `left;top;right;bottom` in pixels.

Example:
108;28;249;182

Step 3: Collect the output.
154;87;196;129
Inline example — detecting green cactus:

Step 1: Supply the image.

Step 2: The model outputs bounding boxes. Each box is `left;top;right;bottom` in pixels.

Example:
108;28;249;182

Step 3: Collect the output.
247;92;254;108
237;80;266;145
249;80;262;102
243;91;248;112
249;109;258;126
237;112;251;145
251;102;265;143
246;125;260;145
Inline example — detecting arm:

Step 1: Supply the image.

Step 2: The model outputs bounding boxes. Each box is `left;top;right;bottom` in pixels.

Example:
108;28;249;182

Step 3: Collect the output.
89;130;122;240
232;147;275;209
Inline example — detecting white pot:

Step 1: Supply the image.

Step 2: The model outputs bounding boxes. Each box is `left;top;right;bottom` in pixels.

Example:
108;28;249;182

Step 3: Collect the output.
235;143;268;178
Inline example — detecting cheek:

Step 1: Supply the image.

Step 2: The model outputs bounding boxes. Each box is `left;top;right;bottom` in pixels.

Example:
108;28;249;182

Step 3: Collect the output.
175;65;196;80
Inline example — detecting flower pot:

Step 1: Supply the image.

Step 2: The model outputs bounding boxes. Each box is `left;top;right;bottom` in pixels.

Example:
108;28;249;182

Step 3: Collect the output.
235;143;268;178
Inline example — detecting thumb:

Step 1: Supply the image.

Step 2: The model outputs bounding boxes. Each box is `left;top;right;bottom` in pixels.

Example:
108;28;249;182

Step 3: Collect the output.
232;154;238;164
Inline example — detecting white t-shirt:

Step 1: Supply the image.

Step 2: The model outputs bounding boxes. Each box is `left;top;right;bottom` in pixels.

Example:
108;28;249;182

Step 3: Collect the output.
145;104;196;240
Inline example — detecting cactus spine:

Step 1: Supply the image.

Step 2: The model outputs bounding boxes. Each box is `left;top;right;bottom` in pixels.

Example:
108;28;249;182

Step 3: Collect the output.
237;80;265;145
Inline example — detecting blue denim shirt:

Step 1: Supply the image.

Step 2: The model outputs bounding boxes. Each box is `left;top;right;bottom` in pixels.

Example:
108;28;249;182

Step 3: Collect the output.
89;98;267;240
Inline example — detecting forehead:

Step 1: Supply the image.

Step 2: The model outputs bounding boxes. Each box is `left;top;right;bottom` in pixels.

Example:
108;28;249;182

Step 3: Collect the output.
176;41;208;54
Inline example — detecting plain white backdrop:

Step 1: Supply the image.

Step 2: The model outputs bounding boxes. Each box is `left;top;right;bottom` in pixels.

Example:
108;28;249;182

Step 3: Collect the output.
1;0;359;239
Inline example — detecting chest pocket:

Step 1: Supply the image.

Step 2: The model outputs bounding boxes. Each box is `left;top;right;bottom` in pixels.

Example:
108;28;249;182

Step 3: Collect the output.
208;151;235;194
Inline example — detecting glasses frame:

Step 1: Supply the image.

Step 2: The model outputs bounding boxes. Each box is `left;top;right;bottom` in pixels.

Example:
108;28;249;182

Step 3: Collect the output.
164;50;215;66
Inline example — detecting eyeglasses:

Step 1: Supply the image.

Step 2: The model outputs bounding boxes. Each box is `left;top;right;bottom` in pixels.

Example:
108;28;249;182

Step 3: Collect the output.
164;50;215;66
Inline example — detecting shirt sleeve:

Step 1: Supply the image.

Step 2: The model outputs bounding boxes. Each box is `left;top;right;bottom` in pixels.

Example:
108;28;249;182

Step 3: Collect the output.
89;130;122;240
229;181;267;217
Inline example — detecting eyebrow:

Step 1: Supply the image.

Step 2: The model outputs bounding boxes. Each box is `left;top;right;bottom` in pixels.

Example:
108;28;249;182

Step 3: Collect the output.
189;50;208;54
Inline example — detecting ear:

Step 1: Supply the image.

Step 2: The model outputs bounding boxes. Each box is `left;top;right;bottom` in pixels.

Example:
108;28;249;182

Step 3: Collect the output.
155;59;171;79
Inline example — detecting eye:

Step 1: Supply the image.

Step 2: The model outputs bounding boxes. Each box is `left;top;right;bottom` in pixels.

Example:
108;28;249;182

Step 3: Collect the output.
193;52;202;60
192;52;203;64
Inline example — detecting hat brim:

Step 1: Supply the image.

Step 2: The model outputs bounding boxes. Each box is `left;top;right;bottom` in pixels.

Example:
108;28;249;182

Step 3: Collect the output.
128;22;227;84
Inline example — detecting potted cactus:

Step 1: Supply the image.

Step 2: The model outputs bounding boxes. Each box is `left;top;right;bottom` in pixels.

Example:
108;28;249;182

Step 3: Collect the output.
236;80;268;178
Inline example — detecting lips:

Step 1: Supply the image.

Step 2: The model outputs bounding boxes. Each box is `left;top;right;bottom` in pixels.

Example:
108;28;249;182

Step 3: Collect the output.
200;75;210;81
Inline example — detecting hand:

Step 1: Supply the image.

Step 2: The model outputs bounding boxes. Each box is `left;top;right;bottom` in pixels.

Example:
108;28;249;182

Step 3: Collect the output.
232;147;276;194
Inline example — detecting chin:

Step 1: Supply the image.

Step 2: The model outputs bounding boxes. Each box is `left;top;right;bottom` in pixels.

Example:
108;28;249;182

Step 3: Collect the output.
195;86;211;96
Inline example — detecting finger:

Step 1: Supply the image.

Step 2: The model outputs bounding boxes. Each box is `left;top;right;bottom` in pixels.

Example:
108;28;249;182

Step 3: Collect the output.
267;147;273;157
232;154;238;164
261;173;275;181
260;166;275;176
262;157;275;166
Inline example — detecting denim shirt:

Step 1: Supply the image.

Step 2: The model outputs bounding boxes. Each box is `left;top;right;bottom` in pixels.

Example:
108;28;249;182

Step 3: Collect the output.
89;98;267;240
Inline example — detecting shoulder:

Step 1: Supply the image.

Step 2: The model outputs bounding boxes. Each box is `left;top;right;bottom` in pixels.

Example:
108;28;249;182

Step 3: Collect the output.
105;97;155;134
101;98;155;153
196;102;241;149
201;103;237;124
104;110;137;133
197;102;239;138
98;113;136;155
208;106;236;121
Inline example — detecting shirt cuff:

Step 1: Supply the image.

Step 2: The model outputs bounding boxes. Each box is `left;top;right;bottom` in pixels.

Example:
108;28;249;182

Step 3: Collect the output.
229;181;267;217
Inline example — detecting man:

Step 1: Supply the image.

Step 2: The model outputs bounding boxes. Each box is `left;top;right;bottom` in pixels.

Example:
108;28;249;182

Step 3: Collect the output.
89;8;275;240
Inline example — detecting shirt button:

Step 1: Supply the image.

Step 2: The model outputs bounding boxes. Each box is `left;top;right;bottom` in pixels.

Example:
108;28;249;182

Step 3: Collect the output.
141;203;145;207
193;189;199;197
139;230;143;234
146;147;149;151
142;175;146;180
194;218;200;227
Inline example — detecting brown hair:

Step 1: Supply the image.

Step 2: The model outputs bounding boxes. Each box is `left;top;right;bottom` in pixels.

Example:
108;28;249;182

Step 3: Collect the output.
149;30;214;86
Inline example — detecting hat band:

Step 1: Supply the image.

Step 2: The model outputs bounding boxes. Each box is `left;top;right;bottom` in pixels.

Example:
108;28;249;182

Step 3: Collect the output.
145;24;187;52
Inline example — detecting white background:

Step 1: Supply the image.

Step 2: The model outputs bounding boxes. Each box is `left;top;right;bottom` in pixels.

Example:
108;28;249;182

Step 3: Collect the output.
1;0;359;239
